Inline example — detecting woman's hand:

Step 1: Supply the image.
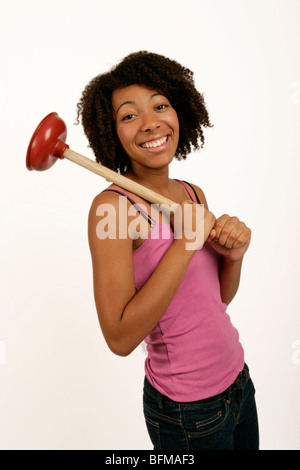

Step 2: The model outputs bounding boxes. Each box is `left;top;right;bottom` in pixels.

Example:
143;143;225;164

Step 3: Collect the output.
207;214;251;261
172;201;216;251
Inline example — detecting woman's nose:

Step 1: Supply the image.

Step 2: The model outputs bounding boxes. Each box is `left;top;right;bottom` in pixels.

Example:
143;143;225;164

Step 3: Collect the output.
140;111;160;132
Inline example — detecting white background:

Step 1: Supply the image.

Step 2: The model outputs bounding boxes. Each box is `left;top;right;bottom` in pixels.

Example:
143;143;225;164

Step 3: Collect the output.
0;0;299;450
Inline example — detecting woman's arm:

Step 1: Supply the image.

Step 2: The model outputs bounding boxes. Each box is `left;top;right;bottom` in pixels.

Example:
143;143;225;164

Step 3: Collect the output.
218;257;243;305
207;214;251;305
89;191;215;356
191;185;251;306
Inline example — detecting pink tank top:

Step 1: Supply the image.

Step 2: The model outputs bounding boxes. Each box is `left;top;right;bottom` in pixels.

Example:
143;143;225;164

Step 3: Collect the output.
104;181;244;402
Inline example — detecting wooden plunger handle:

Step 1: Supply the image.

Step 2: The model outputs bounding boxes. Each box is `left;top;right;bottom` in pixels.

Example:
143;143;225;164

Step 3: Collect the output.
64;148;179;208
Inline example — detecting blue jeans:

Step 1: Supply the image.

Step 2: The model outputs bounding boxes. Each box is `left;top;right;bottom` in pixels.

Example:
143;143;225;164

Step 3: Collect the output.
143;364;259;450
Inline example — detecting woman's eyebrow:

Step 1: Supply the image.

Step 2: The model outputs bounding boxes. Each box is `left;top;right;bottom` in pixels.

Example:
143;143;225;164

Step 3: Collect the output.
116;93;164;115
116;100;135;114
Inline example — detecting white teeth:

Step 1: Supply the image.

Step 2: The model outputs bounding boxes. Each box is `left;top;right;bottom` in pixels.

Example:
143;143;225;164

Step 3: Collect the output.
142;136;168;149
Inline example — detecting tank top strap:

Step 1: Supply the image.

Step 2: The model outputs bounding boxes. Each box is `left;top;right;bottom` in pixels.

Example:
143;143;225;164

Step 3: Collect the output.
102;187;156;226
175;179;201;204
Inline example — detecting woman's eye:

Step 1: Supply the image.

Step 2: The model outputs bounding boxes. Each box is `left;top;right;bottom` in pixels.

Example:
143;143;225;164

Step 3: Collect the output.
156;104;168;111
122;114;135;121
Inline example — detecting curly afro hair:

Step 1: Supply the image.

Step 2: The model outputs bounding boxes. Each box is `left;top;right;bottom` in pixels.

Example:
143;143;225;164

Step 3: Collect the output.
76;51;213;174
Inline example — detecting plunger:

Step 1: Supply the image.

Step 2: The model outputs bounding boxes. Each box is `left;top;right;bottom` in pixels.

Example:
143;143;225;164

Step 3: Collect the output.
26;112;177;207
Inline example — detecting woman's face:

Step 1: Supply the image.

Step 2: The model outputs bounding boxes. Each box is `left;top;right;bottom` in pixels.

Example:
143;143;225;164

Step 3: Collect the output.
111;84;179;172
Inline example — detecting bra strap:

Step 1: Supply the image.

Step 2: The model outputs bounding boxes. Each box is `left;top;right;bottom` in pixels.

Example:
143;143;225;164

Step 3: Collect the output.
175;179;201;204
102;188;155;226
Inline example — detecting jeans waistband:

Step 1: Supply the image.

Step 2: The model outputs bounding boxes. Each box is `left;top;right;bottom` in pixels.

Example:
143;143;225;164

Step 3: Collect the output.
144;364;249;406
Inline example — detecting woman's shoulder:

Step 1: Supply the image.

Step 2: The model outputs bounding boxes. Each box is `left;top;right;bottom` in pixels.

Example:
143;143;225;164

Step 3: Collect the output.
181;180;208;209
89;183;144;229
88;185;124;227
90;184;129;207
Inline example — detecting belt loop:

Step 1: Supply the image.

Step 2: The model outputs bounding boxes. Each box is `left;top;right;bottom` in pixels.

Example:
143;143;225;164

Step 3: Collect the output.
223;385;231;405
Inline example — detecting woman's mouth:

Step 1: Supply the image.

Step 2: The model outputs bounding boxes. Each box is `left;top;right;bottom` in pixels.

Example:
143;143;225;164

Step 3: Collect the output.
140;135;169;149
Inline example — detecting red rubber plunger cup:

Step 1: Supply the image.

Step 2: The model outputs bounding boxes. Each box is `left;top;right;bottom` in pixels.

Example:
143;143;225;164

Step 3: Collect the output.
26;112;69;171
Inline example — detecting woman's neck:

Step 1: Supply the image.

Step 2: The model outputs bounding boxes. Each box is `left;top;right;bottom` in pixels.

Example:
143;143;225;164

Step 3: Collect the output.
125;166;172;195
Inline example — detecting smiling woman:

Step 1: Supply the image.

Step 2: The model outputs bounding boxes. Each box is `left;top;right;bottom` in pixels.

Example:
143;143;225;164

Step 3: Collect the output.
76;51;212;174
76;51;258;451
111;85;180;171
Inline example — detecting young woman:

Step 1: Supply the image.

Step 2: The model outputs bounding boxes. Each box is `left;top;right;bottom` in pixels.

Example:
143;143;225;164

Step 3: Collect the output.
77;51;259;450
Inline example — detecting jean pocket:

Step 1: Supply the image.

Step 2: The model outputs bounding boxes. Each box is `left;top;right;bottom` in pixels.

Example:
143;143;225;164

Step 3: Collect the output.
184;400;229;439
194;409;225;434
144;413;161;449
